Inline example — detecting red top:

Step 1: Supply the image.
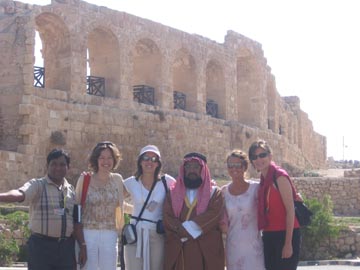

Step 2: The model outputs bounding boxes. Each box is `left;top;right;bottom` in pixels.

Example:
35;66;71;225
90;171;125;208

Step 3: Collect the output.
264;184;300;231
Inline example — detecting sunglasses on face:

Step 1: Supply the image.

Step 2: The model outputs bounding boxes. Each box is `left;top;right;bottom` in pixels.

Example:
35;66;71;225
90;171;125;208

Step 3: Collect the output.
184;163;201;170
227;163;243;169
141;155;159;162
250;152;269;161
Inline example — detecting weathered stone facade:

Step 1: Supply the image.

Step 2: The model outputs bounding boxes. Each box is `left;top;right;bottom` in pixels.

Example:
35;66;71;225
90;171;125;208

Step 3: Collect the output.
295;177;360;216
0;0;326;188
294;176;360;260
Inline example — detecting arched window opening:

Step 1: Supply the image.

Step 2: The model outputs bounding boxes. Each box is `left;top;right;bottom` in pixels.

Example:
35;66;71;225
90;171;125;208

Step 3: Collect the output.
34;30;44;88
205;60;225;119
87;28;120;98
172;49;197;112
35;13;71;91
132;39;162;106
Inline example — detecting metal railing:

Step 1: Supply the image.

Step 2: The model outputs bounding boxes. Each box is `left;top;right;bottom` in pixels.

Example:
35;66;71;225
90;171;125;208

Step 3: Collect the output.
133;85;155;105
34;66;45;88
87;76;105;96
206;99;218;118
173;91;186;110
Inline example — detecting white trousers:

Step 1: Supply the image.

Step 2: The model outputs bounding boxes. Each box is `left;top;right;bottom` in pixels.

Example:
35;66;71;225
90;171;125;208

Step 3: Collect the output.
83;229;118;270
124;228;164;270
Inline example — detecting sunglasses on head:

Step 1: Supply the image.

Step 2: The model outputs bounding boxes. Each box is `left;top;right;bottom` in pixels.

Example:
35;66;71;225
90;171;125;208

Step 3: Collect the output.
250;152;269;161
96;141;114;147
141;155;159;162
227;163;243;169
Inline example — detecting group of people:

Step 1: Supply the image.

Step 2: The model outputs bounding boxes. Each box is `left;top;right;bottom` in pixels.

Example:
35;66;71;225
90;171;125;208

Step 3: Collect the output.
0;139;301;270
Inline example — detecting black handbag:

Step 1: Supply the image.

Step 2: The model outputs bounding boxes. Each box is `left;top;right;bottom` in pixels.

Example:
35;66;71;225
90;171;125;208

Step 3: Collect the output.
294;200;313;227
156;220;165;234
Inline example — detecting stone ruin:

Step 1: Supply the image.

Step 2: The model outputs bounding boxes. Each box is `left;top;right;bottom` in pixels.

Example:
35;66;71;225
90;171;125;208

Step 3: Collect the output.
0;0;327;188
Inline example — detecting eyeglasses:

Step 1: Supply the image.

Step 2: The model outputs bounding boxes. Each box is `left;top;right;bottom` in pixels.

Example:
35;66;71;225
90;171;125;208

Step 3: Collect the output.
141;155;159;162
184;163;201;170
250;152;269;161
227;163;243;169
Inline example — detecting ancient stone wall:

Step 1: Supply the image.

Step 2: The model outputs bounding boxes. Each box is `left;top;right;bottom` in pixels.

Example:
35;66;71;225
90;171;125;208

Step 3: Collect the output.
294;177;360;260
0;0;326;189
301;227;360;260
294;177;360;216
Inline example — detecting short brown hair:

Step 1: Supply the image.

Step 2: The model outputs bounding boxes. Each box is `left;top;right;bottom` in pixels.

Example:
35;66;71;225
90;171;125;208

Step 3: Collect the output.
226;149;249;171
89;141;121;172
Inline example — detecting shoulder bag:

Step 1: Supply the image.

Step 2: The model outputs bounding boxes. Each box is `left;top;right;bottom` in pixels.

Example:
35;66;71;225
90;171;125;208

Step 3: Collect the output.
73;173;91;223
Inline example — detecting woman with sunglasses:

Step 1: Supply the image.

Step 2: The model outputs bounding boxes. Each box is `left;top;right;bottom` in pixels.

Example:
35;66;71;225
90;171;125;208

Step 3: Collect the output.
75;141;125;270
123;145;176;270
221;149;265;270
248;140;300;270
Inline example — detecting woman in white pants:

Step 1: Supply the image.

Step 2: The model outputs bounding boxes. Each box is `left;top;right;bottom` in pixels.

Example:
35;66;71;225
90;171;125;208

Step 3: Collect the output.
124;145;176;270
76;141;125;270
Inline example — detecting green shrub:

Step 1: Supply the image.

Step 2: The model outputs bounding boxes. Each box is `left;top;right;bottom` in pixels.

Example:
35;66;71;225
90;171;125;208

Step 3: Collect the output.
0;235;19;266
3;211;30;238
300;195;339;260
303;171;320;177
0;210;30;266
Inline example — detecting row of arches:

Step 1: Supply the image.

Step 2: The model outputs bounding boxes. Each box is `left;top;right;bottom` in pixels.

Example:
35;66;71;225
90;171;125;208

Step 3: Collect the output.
33;11;261;122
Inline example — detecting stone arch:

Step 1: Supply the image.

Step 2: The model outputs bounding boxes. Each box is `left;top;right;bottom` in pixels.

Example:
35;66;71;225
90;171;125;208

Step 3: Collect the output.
236;47;262;126
132;38;162;106
205;59;225;119
35;12;71;91
172;48;197;112
87;27;120;98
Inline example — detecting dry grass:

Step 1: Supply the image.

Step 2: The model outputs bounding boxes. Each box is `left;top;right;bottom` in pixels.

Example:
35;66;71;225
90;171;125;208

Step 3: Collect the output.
333;216;360;227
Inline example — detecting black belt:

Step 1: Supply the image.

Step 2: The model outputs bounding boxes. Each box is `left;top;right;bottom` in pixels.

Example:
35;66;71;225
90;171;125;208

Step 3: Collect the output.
32;233;72;242
130;215;157;224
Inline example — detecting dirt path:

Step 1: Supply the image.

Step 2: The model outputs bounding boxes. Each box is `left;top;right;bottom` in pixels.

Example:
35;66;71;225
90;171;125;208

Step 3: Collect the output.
313;168;360;177
313;169;346;177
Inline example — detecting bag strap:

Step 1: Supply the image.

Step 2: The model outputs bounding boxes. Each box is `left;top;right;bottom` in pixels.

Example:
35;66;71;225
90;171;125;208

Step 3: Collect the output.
131;178;157;225
161;175;168;193
272;170;297;199
81;173;91;207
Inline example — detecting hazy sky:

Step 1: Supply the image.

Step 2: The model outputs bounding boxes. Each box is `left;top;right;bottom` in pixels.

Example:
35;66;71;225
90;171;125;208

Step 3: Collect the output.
27;0;359;161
